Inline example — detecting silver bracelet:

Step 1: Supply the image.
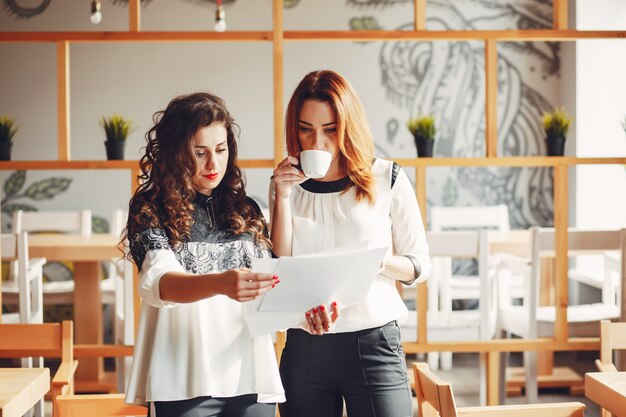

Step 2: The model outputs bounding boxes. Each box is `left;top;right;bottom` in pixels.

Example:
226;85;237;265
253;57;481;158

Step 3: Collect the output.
400;254;421;285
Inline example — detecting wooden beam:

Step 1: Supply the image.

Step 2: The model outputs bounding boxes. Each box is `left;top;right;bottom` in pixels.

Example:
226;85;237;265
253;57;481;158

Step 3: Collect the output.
402;337;600;354
414;0;426;31
390;156;626;167
4;30;626;43
553;164;569;342
57;41;70;161
486;351;499;405
485;39;498;157
273;0;284;167
74;344;133;357
553;0;568;30
129;0;140;32
0;31;272;42
415;166;428;343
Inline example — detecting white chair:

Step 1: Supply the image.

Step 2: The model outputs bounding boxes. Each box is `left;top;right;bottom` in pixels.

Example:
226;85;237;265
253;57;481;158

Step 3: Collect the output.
496;227;624;403
401;229;496;404
1;231;46;325
109;209;134;392
1;231;47;417
7;210;93;305
426;204;513;371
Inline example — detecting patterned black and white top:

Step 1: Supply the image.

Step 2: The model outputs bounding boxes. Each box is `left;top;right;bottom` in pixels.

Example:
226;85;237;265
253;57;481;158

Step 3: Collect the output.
129;192;271;275
124;191;285;406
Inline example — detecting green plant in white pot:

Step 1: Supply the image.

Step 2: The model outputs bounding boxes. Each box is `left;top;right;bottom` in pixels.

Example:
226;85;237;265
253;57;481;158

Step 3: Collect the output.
101;114;133;160
0;115;19;161
542;108;571;156
407;115;436;157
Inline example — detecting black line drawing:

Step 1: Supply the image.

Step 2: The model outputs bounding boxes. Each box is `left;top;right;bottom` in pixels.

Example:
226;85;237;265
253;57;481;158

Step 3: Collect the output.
377;0;558;228
2;0;51;19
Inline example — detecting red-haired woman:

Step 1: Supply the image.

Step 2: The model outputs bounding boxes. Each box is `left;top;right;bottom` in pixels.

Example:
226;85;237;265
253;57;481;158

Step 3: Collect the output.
271;70;431;417
124;92;284;417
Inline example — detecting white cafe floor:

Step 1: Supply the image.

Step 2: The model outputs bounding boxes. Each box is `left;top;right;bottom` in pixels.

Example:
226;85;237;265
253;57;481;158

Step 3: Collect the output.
41;351;602;417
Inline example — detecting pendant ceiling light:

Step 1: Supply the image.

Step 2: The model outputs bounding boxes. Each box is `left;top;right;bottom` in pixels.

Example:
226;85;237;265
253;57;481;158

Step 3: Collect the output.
90;0;102;25
214;0;226;32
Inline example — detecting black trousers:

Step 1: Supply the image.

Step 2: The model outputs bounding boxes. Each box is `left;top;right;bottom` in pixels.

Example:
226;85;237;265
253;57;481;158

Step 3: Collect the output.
279;321;412;417
149;394;275;417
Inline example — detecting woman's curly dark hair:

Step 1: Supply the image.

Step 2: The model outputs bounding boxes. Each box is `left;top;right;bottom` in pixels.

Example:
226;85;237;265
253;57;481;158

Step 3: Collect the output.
124;92;270;251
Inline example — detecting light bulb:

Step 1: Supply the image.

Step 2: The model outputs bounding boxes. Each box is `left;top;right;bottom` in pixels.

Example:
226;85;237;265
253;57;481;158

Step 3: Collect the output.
90;0;102;25
214;4;226;32
214;18;227;32
90;10;102;24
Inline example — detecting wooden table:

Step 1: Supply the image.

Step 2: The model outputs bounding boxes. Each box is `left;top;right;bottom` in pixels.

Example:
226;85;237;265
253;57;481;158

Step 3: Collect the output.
0;368;50;417
585;371;626;417
28;234;121;391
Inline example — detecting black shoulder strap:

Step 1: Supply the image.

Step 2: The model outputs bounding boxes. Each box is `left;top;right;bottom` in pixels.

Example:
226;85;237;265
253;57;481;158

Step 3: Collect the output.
391;162;401;189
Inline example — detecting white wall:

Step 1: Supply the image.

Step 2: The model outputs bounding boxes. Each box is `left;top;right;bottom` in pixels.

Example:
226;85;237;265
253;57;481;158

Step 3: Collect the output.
576;0;626;229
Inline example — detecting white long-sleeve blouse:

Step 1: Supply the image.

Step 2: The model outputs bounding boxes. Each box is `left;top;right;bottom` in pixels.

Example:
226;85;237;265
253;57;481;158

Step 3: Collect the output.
124;192;285;405
275;158;431;332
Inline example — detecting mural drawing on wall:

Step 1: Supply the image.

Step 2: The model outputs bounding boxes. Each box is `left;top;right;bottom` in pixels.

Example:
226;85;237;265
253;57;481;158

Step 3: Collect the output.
350;0;558;229
2;0;51;18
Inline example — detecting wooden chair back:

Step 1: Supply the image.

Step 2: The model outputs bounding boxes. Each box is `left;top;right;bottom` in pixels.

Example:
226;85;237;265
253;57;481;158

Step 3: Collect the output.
413;362;459;417
412;362;586;417
57;394;147;417
0;321;78;417
597;319;626;373
595;320;626;417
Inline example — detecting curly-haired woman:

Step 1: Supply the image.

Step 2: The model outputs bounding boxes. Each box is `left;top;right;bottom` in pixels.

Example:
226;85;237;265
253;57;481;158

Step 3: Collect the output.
271;70;431;417
124;92;284;417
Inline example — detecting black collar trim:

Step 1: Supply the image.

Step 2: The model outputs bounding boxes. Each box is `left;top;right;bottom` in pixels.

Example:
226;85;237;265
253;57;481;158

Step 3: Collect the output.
300;177;352;193
194;191;214;207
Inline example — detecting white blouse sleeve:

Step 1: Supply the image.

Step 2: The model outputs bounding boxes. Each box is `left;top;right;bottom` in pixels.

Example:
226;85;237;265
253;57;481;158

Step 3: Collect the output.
390;167;432;283
138;249;185;308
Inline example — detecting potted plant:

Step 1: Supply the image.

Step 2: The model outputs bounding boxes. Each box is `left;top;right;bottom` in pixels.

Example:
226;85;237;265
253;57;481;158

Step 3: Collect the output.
542;108;572;156
101;114;133;160
0;115;19;161
407;115;436;157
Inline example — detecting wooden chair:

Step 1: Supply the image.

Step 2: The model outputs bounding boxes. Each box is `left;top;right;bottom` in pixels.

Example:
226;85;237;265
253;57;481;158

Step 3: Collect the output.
401;229;495;404
1;231;46;325
413;362;585;417
57;394;147;417
496;227;624;402
0;321;78;417
594;320;626;417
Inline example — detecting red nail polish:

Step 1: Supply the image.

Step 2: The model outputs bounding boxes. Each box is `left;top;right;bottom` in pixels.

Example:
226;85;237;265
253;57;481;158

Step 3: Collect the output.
332;302;337;307
272;275;279;279
312;307;318;313
272;284;275;288
275;279;281;284
320;305;326;311
305;311;310;316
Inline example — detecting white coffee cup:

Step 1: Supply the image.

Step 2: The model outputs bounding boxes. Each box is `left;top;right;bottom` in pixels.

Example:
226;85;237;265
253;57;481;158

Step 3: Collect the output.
299;150;332;179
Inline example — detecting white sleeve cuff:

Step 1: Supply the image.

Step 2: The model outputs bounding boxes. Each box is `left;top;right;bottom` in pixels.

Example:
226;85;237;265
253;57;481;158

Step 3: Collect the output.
138;249;186;308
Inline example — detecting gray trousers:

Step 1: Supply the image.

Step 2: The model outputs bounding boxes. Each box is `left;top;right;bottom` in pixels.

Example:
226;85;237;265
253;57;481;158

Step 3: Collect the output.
279;321;412;417
149;394;275;417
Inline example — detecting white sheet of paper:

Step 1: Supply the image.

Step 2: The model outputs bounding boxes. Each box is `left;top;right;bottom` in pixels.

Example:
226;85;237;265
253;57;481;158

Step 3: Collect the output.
243;243;388;337
259;244;387;311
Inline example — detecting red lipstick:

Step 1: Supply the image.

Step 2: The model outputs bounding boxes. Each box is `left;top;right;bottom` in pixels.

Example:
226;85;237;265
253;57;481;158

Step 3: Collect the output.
204;173;219;180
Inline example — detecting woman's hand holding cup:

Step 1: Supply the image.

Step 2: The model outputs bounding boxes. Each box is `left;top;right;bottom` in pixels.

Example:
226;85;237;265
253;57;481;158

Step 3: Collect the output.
272;156;307;199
